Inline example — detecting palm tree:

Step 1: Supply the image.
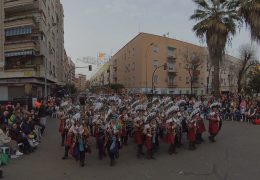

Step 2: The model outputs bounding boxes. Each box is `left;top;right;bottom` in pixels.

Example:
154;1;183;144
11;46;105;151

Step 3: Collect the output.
190;0;241;96
235;0;260;42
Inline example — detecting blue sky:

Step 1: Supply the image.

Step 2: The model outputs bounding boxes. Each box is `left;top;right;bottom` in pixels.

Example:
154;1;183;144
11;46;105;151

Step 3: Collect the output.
62;0;259;64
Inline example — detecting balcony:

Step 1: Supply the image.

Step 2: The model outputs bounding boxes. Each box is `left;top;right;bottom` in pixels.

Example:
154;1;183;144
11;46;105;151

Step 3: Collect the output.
4;0;37;13
5;16;36;29
167;65;176;73
4;40;37;52
168;82;177;88
5;64;38;71
167;55;177;61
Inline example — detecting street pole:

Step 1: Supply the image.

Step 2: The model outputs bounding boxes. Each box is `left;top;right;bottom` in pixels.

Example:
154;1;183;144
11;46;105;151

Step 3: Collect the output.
151;63;167;97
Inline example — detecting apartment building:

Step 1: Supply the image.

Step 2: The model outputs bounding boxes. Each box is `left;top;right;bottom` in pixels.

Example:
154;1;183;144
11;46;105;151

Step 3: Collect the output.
108;33;207;95
0;0;65;100
90;61;110;88
63;50;75;85
75;74;87;92
91;33;243;95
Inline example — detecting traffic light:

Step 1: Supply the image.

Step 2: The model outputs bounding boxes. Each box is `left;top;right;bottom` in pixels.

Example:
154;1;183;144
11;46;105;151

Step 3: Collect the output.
89;65;92;71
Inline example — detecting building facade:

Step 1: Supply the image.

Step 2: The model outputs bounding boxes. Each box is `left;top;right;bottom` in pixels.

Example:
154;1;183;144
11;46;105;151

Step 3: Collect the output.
63;51;75;85
0;0;65;100
109;33;207;95
75;74;87;92
91;33;242;95
90;61;110;88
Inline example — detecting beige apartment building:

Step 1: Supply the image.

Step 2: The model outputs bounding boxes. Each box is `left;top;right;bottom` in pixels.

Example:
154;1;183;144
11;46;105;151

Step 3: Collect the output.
0;0;65;100
75;74;87;92
91;33;242;95
90;61;110;88
109;33;207;95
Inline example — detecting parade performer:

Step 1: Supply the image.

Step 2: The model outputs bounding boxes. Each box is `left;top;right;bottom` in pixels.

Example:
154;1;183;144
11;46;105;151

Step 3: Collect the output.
144;124;154;159
208;103;221;142
187;118;197;150
58;114;66;146
195;110;206;143
134;117;144;158
120;111;128;145
165;119;177;155
62;120;75;160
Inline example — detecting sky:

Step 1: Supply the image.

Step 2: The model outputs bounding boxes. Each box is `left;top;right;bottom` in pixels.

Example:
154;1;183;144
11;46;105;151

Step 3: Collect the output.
61;0;259;78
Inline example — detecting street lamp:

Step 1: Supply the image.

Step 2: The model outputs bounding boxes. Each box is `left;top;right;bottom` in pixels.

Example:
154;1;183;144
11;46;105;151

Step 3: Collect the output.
151;63;167;96
44;22;58;97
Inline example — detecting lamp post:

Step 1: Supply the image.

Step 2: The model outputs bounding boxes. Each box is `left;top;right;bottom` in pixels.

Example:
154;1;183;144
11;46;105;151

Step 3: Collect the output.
44;23;57;97
151;63;167;96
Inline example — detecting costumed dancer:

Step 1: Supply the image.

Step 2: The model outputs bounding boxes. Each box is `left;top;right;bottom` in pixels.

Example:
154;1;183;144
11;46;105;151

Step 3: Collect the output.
208;103;221;142
134;117;144;158
150;118;159;153
187;117;197;151
62;120;75;160
58;113;66;146
195;111;206;143
144;124;154;159
165;118;177;155
106;119;120;166
120;110;128;145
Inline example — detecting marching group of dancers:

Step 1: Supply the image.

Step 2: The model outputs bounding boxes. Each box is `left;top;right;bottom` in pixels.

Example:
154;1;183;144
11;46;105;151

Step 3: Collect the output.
58;94;222;167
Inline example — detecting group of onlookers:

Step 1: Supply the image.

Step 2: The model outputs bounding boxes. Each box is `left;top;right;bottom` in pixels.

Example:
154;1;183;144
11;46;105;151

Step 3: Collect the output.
0;97;59;178
218;95;260;123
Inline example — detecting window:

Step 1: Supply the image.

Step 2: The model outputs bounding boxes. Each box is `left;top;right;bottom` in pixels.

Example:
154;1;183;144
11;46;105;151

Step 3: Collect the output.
179;90;182;94
168;60;175;70
167;46;176;56
179;76;182;81
5;50;35;57
186;90;189;94
153;60;159;69
201;90;204;95
154;75;159;84
168;76;176;85
186;77;190;84
153;45;159;53
5;26;32;37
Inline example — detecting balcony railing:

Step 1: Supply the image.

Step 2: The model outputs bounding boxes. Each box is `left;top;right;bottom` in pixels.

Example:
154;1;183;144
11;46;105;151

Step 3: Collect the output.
168;82;177;88
5;64;38;71
167;65;176;72
167;55;177;61
4;0;36;11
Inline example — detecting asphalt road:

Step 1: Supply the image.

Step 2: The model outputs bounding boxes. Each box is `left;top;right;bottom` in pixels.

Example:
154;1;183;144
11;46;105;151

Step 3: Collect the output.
3;119;260;180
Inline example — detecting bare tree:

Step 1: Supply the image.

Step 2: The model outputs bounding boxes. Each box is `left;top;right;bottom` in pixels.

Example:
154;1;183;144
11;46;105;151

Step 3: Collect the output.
237;44;258;93
183;49;204;94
